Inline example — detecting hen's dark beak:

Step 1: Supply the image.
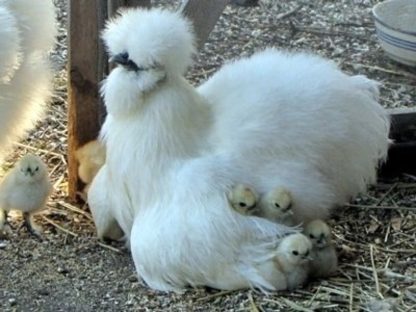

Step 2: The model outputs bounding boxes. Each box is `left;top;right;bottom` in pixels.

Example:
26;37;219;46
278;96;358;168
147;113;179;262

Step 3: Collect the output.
110;52;129;66
110;52;141;72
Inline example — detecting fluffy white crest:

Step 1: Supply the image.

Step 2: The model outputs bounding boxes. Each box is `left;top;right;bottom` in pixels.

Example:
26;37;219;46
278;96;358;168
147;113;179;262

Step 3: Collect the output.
102;8;196;76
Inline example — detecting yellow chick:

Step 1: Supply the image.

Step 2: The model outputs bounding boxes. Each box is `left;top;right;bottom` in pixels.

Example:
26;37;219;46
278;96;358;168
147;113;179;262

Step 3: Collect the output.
274;233;312;290
0;154;52;238
75;140;106;199
259;187;294;225
227;183;259;216
75;140;106;184
303;219;337;278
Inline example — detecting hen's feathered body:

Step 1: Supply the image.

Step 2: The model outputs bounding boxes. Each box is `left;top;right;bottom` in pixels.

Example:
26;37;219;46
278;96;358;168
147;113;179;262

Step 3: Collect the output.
199;50;389;221
89;8;390;291
0;0;56;162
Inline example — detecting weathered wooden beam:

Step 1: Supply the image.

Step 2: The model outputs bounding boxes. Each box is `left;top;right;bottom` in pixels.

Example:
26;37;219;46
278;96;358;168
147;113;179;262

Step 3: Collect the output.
181;0;228;49
68;0;108;201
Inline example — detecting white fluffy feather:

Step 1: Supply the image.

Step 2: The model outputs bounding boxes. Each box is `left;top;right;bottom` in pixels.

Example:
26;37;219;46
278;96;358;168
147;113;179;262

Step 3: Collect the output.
0;0;56;162
90;8;390;291
0;6;20;81
0;0;56;53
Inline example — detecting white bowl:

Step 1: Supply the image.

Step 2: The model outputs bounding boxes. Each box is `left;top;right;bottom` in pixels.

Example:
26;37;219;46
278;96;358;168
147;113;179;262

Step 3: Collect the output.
372;0;416;66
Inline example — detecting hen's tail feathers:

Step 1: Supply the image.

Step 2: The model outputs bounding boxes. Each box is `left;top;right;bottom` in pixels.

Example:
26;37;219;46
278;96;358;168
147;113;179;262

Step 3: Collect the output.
0;53;53;160
0;6;20;81
0;0;56;163
0;0;56;53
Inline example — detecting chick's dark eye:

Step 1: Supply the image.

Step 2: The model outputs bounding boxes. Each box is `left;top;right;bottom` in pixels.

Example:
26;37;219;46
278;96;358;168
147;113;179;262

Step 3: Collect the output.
305;250;309;257
292;250;299;256
239;202;247;207
274;203;281;208
35;166;39;171
309;234;315;239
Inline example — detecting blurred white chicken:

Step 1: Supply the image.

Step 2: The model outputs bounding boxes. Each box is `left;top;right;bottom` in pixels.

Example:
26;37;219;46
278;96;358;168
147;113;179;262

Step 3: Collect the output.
0;0;56;163
89;8;390;291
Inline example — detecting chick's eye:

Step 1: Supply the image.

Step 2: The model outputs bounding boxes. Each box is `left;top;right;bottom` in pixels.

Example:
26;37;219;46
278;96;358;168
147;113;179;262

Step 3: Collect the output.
35;166;39;171
309;234;315;239
305;250;309;257
292;250;299;256
239;202;247;207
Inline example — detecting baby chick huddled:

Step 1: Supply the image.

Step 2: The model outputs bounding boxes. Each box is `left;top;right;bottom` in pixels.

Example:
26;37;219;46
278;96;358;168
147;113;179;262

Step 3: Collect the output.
0;154;52;238
272;220;338;291
228;184;338;290
75;140;106;200
228;184;294;225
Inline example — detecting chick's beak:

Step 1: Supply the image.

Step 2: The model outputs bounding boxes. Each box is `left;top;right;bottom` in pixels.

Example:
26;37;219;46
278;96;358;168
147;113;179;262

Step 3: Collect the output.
25;168;34;177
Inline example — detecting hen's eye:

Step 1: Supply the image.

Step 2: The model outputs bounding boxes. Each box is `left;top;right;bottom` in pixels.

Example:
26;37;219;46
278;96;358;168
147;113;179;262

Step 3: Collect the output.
292;250;299;256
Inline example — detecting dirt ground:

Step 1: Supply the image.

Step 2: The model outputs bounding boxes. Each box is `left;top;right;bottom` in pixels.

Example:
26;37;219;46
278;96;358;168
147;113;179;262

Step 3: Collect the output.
1;0;415;311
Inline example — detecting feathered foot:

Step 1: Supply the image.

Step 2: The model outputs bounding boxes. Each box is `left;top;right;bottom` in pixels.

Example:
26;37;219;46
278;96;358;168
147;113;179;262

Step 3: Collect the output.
20;212;42;240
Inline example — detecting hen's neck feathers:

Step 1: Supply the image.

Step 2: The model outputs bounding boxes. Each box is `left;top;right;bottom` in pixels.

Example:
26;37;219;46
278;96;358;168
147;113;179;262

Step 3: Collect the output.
104;76;212;179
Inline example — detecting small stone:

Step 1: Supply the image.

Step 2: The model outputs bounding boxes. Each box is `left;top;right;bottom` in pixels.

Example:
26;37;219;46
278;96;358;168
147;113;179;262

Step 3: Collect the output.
57;267;70;274
128;275;138;283
38;289;50;296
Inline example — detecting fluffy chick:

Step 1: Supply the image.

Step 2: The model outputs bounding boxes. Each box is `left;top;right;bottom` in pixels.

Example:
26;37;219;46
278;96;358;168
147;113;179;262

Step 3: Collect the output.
227;184;259;216
259;187;294;225
274;233;312;290
75;140;105;199
0;154;52;237
303;219;337;278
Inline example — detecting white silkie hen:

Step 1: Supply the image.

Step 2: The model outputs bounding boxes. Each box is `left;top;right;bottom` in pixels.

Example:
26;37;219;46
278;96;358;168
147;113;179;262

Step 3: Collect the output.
0;0;56;162
89;8;390;291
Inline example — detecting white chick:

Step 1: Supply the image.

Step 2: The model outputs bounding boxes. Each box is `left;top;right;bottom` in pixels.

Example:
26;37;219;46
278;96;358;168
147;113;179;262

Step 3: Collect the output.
274;233;312;290
227;183;259;216
75;140;106;200
0;154;52;237
303;219;337;278
259;187;294;225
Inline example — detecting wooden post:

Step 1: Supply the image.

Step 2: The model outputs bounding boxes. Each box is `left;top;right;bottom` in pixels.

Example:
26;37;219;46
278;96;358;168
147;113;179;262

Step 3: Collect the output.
181;0;228;49
68;0;108;201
